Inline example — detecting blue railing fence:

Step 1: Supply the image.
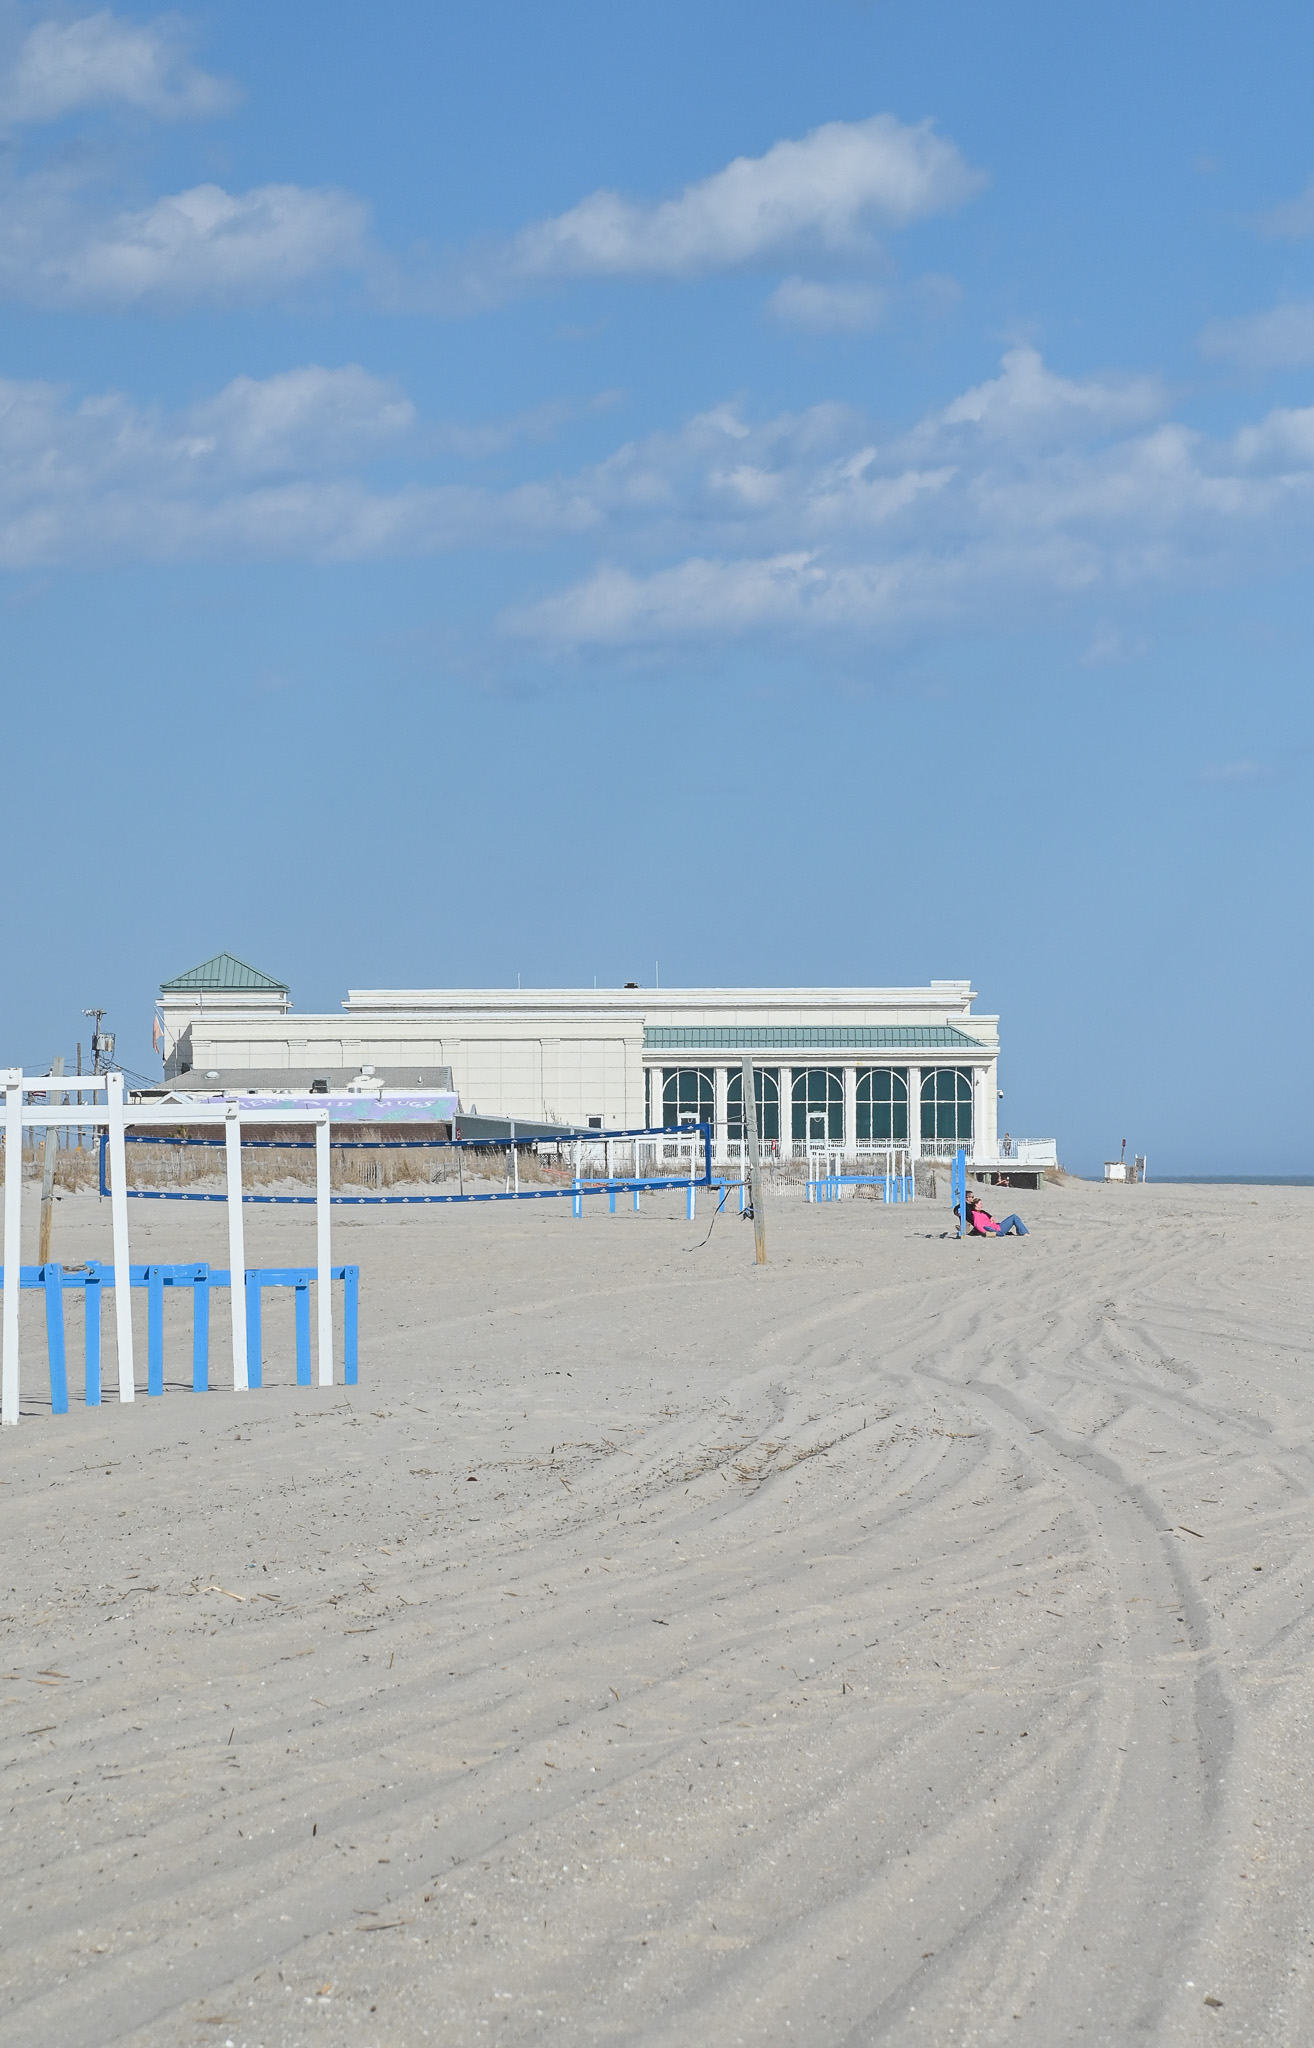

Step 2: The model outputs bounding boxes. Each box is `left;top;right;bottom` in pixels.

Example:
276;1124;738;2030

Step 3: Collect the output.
0;1262;359;1413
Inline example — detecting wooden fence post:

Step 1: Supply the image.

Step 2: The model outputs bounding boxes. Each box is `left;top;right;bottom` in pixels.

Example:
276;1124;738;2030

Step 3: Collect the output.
742;1057;767;1266
38;1056;64;1268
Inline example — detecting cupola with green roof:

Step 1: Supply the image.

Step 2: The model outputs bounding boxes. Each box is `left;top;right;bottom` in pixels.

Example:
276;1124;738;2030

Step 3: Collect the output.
160;952;289;997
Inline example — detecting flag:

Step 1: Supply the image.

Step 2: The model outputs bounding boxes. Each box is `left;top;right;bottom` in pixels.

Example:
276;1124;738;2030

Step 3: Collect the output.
152;1012;164;1056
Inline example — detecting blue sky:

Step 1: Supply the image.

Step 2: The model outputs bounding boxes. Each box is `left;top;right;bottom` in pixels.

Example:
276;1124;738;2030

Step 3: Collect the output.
3;2;1314;1173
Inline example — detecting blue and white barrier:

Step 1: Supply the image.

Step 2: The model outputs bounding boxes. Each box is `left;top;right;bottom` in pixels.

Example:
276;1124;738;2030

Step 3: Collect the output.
951;1149;968;1237
3;1068;340;1425
0;1262;359;1412
806;1170;915;1203
806;1147;914;1205
103;1120;716;1216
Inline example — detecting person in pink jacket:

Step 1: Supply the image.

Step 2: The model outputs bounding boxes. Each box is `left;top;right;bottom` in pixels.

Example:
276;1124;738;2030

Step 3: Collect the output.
964;1192;1028;1236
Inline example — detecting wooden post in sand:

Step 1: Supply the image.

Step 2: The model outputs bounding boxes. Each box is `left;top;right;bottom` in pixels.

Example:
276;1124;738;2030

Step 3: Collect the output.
742;1058;766;1266
38;1056;64;1267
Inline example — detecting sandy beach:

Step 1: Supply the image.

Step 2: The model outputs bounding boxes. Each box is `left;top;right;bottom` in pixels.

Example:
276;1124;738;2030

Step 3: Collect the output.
2;1175;1312;2045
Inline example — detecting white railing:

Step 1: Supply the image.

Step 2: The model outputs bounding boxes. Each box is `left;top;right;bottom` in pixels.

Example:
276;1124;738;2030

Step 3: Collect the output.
568;1132;709;1182
806;1147;913;1202
998;1138;1058;1166
721;1138;782;1166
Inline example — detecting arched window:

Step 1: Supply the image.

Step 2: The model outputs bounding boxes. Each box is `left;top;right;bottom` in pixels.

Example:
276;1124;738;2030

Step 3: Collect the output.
663;1068;715;1130
726;1066;780;1142
920;1067;973;1143
857;1068;908;1143
792;1067;844;1143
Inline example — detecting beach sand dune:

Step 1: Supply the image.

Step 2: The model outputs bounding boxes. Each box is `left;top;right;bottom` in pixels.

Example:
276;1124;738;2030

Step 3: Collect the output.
1;1178;1311;2044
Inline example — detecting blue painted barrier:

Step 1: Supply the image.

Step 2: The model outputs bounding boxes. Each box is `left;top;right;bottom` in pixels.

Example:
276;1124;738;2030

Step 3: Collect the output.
806;1172;914;1203
0;1263;359;1410
951;1150;968;1238
100;1122;715;1209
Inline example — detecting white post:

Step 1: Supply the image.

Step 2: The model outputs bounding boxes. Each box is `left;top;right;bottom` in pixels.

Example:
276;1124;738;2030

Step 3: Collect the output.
713;1066;729;1164
315;1115;333;1387
979;1063;999;1164
779;1068;793;1159
225;1108;248;1393
2;1072;22;1426
106;1073;135;1403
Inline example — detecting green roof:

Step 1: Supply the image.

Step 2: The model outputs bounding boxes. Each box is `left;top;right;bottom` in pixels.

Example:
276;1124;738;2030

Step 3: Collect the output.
160;952;289;995
643;1024;984;1051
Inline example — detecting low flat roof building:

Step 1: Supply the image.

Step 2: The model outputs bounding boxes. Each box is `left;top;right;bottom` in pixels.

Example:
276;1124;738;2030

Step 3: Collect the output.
159;957;1001;1163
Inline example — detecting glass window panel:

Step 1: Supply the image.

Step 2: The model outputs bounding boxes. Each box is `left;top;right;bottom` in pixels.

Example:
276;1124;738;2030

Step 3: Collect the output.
663;1068;714;1129
728;1068;780;1142
918;1067;973;1142
793;1067;844;1141
857;1067;907;1143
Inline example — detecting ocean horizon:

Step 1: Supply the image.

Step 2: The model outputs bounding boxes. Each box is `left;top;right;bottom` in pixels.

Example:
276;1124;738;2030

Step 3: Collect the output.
1128;1176;1314;1187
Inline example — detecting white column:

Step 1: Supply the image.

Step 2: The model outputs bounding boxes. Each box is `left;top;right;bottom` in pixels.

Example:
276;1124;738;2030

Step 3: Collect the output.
973;1067;993;1164
315;1115;333;1387
779;1068;793;1157
648;1067;662;1128
225;1109;248;1393
714;1067;729;1163
106;1073;135;1404
2;1072;22;1426
906;1066;922;1162
843;1066;857;1162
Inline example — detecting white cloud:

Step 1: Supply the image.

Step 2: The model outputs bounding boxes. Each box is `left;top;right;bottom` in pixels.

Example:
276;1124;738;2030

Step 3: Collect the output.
5;344;1314;648
768;276;887;332
182;366;416;476
933;345;1165;440
0;363;597;566
1199;759;1269;785
1200;302;1314;370
0;9;235;124
498;115;982;285
1257;177;1314;240
504;356;1314;646
1232;402;1314;467
1080;625;1149;667
0;178;371;306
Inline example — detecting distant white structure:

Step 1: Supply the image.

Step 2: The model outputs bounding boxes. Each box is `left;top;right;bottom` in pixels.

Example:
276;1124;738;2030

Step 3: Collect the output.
158;955;1003;1165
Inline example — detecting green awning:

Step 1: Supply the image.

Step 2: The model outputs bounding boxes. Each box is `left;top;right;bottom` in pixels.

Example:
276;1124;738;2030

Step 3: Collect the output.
642;1024;984;1052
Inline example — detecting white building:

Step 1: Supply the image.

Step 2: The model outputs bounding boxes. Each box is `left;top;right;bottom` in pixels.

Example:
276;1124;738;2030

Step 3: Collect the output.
159;956;1001;1163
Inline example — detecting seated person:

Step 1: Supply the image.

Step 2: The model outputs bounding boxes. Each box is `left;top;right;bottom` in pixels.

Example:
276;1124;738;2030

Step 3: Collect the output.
963;1192;1028;1237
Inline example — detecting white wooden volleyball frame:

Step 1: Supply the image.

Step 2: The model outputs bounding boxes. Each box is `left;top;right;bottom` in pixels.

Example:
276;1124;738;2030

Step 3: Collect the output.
2;1070;333;1426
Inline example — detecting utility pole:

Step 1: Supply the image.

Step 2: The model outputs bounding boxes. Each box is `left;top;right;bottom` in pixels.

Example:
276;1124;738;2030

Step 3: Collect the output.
742;1056;767;1266
38;1056;64;1267
83;1009;114;1075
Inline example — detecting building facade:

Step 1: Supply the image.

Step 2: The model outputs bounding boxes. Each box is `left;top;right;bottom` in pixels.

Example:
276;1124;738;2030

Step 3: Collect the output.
159;959;1001;1163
